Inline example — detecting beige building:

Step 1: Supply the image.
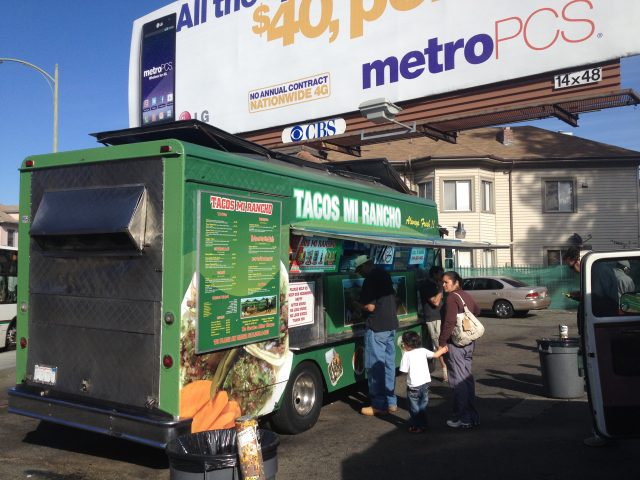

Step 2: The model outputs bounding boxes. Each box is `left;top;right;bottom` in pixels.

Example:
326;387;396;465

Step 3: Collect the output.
0;205;19;248
323;126;640;267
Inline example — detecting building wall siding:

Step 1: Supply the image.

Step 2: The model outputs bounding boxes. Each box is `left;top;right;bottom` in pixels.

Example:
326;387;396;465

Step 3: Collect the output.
413;164;639;267
511;166;639;264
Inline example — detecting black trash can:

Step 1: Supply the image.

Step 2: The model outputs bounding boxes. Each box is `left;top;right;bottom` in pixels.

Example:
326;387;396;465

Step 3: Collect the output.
166;428;279;480
536;337;584;399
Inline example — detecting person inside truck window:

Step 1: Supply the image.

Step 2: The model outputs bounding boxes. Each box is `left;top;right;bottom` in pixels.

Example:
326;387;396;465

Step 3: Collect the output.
592;261;620;316
614;260;635;300
564;247;618;317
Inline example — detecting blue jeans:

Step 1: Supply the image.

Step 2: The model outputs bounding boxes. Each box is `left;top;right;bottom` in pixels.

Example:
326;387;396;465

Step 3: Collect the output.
364;328;397;410
407;383;430;428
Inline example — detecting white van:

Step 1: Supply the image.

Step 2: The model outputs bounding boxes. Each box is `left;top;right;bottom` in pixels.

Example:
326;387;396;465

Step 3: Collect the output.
0;246;17;350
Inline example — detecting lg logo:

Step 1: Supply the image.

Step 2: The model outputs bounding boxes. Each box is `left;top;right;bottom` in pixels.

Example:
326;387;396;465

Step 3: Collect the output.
179;110;210;122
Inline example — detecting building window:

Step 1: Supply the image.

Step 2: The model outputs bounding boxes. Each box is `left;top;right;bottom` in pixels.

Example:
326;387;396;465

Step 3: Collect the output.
443;248;473;268
482;249;495;267
443;180;471;211
418;180;433;200
7;229;15;247
546;248;579;266
544;180;575;212
481;181;493;213
547;250;562;266
444;248;455;269
456;249;473;267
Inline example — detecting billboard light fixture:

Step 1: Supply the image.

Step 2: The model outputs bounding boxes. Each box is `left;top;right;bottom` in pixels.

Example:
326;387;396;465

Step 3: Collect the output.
359;98;416;141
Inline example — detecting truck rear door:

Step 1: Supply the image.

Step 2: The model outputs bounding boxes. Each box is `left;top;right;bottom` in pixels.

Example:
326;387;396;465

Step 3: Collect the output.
581;251;640;439
24;159;163;409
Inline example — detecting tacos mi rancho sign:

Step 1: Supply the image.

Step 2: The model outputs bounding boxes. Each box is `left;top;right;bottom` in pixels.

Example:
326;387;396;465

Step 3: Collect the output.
292;188;437;234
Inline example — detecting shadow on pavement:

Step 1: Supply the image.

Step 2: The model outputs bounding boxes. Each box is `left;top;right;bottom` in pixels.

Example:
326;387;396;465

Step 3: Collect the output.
340;399;640;480
478;368;545;396
21;471;87;480
505;341;539;353
22;422;168;469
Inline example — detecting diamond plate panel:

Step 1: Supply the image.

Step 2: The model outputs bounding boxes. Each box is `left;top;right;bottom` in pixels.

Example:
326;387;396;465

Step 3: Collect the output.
30;294;158;334
30;158;163;301
27;157;164;404
185;156;293;199
27;324;157;407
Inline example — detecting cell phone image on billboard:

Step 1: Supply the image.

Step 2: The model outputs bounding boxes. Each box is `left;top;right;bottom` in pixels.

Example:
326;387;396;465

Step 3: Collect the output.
140;13;176;125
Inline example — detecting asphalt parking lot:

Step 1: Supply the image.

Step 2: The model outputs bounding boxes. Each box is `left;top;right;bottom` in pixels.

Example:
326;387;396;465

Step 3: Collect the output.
1;309;639;480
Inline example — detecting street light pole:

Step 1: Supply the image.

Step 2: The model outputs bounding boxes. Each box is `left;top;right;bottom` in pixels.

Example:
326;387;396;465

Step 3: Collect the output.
53;63;58;153
0;58;59;152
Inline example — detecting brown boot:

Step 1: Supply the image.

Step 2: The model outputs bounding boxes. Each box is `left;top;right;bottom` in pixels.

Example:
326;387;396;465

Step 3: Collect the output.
360;406;387;416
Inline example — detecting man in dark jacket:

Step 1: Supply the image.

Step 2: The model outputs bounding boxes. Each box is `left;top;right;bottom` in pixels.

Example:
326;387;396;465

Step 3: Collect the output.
420;265;447;381
355;255;399;416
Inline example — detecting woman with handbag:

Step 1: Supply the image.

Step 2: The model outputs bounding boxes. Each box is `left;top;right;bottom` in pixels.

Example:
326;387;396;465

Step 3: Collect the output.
438;271;481;429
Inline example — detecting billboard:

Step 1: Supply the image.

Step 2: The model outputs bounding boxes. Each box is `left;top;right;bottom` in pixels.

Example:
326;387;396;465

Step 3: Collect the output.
129;0;640;134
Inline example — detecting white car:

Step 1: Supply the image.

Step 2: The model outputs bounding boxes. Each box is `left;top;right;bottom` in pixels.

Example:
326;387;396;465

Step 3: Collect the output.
461;276;551;318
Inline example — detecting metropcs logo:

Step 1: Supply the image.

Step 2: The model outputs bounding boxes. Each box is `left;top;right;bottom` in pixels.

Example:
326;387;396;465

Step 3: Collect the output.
143;62;173;78
362;0;596;89
282;118;346;143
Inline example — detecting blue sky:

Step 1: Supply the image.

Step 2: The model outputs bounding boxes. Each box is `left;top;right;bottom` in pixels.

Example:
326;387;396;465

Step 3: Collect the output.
1;1;639;205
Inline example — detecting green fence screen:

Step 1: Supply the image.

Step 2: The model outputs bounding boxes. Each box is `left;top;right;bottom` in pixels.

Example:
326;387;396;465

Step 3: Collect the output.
456;265;579;310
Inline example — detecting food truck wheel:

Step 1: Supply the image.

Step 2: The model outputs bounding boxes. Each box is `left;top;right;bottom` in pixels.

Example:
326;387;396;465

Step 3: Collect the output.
271;362;323;434
493;300;514;319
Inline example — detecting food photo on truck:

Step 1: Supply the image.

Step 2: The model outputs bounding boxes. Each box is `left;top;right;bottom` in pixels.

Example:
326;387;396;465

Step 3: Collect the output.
7;121;504;447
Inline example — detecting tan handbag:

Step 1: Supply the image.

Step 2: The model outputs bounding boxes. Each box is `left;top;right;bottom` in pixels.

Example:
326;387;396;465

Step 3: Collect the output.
451;292;485;347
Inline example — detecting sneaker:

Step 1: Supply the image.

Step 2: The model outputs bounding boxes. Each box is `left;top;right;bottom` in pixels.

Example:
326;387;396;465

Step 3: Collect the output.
446;419;472;429
407;425;426;434
361;406;387;416
388;405;398;413
583;435;609;447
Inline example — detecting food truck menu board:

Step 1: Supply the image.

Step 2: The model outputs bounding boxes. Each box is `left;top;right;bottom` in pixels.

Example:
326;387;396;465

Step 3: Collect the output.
197;191;282;353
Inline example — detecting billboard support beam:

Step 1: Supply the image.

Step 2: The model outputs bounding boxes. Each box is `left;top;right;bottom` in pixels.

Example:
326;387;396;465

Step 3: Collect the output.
421;125;457;144
360;122;416;142
319;142;361;157
552;105;580;127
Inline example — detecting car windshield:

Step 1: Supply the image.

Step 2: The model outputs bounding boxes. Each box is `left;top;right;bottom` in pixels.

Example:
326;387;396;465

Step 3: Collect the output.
501;278;528;287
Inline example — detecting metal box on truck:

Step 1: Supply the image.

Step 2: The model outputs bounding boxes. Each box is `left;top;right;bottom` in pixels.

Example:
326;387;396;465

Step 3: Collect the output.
9;121;467;447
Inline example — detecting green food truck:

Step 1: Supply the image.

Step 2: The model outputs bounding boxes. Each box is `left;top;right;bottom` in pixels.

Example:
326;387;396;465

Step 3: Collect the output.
9;121;483;447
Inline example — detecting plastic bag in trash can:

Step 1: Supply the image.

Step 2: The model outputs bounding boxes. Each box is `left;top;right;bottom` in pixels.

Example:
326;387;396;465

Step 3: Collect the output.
166;428;279;474
537;337;580;352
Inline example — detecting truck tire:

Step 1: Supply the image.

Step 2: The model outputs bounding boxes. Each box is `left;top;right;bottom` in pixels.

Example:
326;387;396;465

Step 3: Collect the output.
5;320;16;351
493;300;514;319
271;362;323;434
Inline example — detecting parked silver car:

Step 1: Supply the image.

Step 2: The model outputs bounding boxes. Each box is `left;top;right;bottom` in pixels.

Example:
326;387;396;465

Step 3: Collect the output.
461;276;551;318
